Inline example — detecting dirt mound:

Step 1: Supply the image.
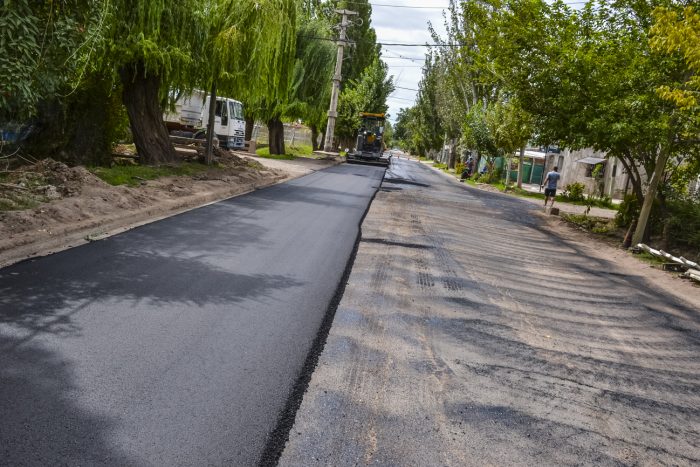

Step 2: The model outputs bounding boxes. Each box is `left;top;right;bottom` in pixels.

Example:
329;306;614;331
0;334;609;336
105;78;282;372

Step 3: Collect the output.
0;159;107;209
33;159;108;195
0;155;289;263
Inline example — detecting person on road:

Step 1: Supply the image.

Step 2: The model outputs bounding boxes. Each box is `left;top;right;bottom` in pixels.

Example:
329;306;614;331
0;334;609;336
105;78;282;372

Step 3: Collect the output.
541;166;561;208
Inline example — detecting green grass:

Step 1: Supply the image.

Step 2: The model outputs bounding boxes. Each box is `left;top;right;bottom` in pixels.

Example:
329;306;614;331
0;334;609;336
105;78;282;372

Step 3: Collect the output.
483;181;618;210
506;186;545;200
635;251;666;266
90;163;210;187
0;195;41;211
561;213;618;235
255;144;314;160
432;162;448;169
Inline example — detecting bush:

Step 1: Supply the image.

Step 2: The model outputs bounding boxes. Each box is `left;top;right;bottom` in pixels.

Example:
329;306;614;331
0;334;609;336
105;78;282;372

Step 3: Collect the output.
562;182;585;202
478;168;501;184
665;198;700;254
455;162;465;176
562;213;616;235
615;194;643;228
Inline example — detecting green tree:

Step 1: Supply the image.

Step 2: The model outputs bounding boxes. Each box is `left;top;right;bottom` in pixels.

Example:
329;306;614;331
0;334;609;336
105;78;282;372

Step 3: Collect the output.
0;1;122;165
335;57;394;149
651;6;700;118
485;100;533;187
195;0;297;160
326;0;379;85
283;14;336;152
0;0;97;121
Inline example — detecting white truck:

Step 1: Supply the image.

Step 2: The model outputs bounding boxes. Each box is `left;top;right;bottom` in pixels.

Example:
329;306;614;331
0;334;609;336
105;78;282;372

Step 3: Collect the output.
164;90;245;150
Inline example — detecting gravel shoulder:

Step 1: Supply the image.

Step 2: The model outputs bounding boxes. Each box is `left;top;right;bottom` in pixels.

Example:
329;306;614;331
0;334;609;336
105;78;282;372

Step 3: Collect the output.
280;158;700;466
0;155;339;268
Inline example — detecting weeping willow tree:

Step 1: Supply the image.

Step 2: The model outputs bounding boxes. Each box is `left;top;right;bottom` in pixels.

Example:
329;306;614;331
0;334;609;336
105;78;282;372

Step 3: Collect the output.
90;1;206;164
0;1;120;165
196;0;297;162
283;17;336;151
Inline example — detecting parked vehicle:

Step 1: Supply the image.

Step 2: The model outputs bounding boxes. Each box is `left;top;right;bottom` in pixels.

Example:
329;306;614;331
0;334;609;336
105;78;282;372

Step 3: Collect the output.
164;90;245;150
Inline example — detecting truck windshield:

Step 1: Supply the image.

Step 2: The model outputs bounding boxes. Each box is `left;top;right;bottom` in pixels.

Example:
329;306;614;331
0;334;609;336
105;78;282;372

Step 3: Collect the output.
234;102;244;119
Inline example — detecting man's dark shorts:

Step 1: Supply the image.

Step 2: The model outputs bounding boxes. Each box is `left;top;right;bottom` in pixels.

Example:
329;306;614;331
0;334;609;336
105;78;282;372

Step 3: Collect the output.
544;188;556;197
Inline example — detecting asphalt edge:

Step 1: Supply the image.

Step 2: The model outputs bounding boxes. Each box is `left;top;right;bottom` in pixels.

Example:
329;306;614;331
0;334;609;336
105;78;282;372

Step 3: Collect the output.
257;169;385;467
0;159;344;270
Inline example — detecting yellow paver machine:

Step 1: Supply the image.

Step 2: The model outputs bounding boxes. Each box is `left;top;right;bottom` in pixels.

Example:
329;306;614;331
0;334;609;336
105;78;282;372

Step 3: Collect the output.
346;113;391;167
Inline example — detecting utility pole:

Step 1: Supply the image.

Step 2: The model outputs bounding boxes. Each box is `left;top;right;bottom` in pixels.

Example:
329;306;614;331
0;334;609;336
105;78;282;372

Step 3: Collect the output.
323;9;357;153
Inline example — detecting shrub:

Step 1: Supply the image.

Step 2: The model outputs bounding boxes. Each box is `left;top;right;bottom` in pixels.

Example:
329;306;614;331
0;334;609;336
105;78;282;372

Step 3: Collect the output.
665;198;700;255
615;194;642;227
562;182;586;202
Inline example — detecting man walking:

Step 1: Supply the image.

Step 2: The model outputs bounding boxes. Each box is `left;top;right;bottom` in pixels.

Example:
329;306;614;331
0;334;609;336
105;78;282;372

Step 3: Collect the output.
541;166;561;208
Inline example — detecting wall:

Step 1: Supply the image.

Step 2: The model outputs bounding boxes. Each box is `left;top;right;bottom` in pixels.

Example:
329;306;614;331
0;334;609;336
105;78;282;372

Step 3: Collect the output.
553;148;632;200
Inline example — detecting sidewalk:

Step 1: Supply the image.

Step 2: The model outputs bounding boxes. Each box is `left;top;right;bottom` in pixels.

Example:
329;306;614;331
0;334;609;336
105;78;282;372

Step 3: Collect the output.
420;161;619;219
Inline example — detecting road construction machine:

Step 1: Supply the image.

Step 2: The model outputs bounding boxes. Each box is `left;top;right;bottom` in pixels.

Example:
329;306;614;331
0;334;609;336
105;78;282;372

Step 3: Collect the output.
346;113;391;167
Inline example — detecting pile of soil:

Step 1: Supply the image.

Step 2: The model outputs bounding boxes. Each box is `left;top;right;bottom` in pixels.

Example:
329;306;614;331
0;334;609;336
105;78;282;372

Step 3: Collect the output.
0;159;100;210
0;152;287;264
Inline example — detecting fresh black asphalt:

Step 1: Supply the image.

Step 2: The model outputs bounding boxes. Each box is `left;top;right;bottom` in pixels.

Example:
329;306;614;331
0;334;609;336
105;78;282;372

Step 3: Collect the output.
0;163;385;466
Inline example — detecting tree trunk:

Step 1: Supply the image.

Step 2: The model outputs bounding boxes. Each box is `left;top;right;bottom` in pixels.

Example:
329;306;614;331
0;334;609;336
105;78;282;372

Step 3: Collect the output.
505;154;511;186
631;148;671;246
205;81;217;165
24;77;114;166
447;140;456;169
119;61;176;165
310;124;319;151
617;155;644;201
517;146;525;189
268;117;285;155
320;129;327;151
245;115;255;142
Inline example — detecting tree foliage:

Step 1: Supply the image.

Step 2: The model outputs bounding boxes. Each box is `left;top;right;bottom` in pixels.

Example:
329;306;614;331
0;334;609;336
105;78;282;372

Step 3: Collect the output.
394;0;699;244
0;0;100;122
651;6;700;122
335;57;394;145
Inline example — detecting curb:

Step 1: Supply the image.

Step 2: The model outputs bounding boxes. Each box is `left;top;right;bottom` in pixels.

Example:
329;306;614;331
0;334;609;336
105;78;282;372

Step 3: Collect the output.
0;173;289;269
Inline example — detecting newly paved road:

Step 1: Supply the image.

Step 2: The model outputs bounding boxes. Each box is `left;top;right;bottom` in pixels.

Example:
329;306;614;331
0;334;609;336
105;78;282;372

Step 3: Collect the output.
0;164;384;465
281;157;700;466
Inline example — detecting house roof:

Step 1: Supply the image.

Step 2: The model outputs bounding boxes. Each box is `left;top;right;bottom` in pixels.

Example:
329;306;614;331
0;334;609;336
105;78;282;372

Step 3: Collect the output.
576;157;606;164
523;151;546;159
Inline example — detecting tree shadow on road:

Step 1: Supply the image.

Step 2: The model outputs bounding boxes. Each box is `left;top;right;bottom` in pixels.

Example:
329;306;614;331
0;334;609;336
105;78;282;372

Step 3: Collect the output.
0;249;304;345
0;334;141;466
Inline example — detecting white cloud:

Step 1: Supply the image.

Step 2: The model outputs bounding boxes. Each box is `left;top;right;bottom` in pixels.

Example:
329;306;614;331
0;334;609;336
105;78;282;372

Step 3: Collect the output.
369;1;449;122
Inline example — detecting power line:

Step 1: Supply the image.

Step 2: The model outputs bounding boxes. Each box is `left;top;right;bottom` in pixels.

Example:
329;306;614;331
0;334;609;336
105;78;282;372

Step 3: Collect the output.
338;0;589;9
337;1;449;9
300;35;464;47
389;95;416;102
370;2;448;8
383;48;425;61
395;85;419;91
382;56;425;61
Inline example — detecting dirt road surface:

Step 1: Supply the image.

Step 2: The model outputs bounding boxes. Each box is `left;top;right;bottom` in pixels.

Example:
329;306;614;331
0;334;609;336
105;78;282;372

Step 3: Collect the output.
281;158;700;466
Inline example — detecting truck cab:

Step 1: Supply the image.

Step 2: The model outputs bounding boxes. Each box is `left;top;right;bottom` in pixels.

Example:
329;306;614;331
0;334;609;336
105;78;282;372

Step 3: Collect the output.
208;97;245;150
164;91;245;150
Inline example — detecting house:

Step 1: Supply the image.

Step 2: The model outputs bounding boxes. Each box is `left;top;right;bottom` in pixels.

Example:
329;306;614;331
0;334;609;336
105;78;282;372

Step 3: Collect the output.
545;148;633;200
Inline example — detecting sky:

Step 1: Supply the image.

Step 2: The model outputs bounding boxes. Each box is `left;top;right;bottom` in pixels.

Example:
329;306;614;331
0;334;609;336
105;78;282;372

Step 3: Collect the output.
368;0;449;122
367;0;583;123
